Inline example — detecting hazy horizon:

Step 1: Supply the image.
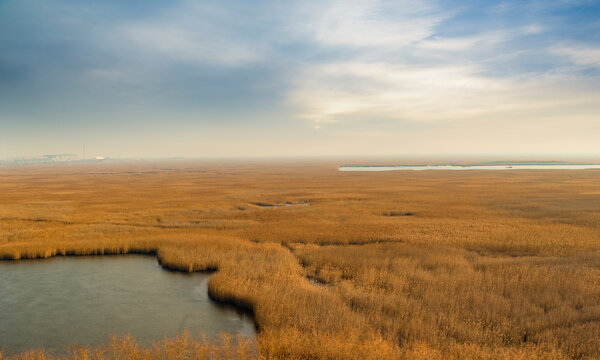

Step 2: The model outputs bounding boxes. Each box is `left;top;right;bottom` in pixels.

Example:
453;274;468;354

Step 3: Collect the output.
1;0;599;159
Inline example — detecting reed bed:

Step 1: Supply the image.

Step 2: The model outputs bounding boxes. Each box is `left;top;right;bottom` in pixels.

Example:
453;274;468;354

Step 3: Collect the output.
0;161;599;359
0;331;257;360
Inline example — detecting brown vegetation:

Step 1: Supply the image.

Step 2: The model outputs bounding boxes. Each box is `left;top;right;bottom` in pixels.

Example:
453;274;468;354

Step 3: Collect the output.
1;161;599;359
0;331;256;360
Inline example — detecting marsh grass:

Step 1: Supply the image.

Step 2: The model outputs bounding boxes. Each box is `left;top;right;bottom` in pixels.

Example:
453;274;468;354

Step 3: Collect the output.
1;161;599;359
0;332;257;360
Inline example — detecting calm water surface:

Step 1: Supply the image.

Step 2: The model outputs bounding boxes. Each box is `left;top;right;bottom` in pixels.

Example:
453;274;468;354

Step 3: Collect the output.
339;164;600;171
0;256;255;354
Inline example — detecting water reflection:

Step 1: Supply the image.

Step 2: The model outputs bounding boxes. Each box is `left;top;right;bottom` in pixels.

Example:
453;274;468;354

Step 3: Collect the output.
0;256;255;354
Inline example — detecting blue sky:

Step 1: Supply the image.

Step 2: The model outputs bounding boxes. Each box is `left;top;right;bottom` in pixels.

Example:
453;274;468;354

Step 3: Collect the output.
1;0;599;158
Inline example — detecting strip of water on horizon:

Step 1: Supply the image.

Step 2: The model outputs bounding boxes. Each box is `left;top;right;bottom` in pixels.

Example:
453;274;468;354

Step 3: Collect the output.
339;164;600;171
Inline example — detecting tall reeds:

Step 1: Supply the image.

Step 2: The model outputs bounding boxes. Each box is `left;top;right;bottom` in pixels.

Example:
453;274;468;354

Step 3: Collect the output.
1;161;599;358
0;332;258;360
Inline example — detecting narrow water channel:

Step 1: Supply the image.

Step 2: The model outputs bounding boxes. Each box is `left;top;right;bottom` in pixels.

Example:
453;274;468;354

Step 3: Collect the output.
339;164;600;171
0;255;255;354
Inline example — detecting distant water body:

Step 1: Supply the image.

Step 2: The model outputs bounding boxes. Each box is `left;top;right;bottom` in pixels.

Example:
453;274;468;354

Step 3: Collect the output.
0;256;255;355
339;164;600;171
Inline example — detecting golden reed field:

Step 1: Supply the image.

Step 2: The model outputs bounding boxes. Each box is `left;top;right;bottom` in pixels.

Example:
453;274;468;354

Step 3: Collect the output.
1;160;600;360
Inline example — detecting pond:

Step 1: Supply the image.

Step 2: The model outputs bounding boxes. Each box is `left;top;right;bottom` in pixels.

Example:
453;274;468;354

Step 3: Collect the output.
0;256;255;354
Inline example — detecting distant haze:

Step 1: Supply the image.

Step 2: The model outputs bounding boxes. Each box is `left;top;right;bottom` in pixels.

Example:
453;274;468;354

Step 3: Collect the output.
1;0;599;159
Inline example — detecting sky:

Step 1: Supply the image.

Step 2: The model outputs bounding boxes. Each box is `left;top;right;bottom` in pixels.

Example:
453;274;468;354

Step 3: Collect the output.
1;0;599;159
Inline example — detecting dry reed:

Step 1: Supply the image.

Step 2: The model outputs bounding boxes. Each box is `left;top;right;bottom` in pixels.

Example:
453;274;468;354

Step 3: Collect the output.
1;161;599;359
0;331;257;360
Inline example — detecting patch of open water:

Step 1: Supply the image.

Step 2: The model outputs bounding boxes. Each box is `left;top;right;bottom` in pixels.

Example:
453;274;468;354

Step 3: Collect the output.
0;256;255;354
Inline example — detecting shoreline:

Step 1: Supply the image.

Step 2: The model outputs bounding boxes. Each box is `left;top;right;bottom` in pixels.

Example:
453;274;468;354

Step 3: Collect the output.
0;248;259;335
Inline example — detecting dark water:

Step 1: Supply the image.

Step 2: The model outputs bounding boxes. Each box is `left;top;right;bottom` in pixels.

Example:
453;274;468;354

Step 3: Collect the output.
0;256;255;354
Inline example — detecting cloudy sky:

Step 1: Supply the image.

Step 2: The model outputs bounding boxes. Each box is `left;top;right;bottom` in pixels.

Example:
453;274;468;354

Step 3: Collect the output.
1;0;599;159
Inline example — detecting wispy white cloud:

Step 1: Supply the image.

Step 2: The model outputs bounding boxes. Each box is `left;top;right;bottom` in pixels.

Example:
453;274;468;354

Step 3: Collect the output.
86;0;270;73
114;0;267;68
2;0;599;157
552;45;600;67
120;24;261;66
416;30;511;51
295;0;443;48
417;36;482;51
286;0;600;144
76;1;272;97
289;60;600;127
